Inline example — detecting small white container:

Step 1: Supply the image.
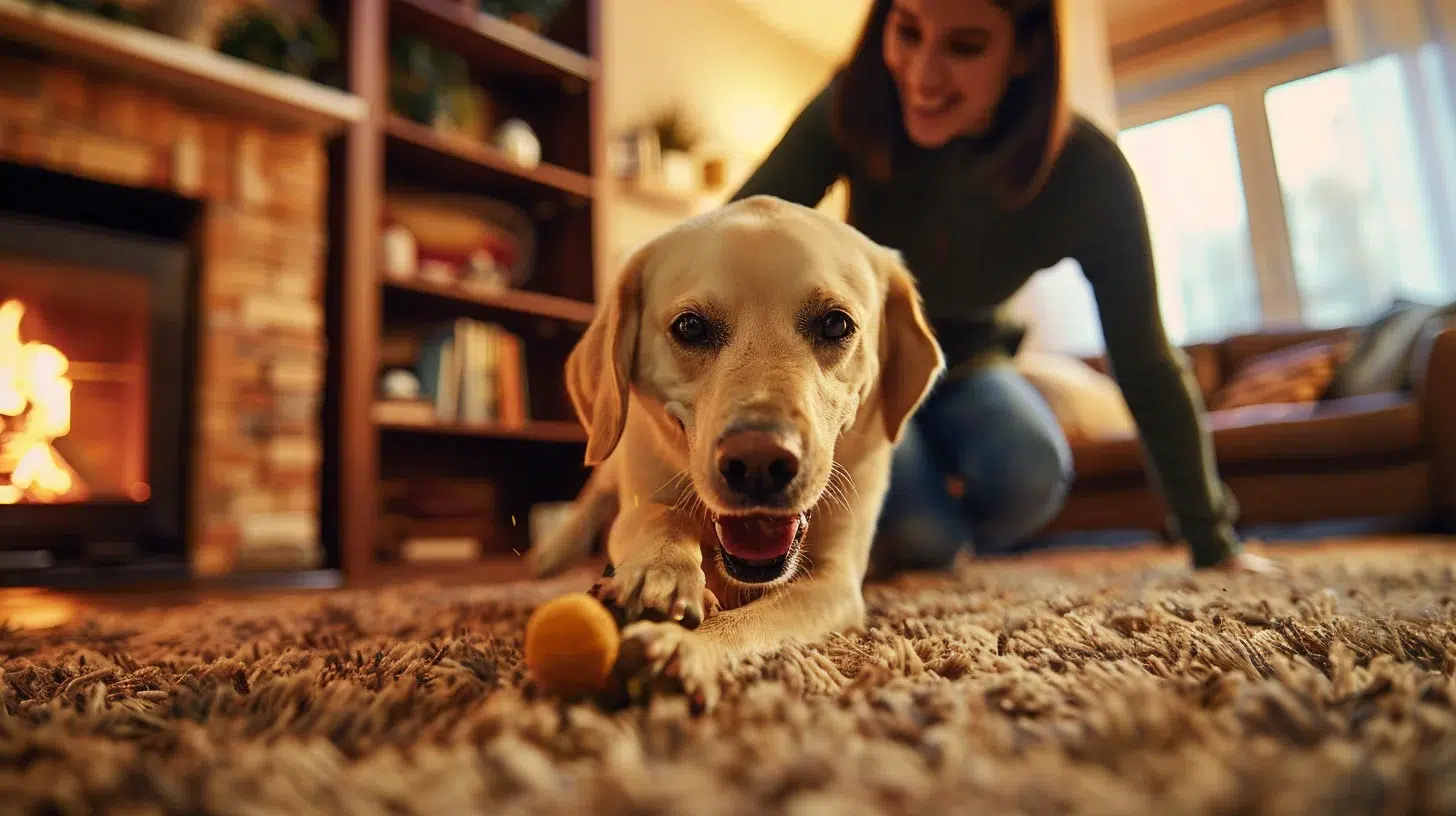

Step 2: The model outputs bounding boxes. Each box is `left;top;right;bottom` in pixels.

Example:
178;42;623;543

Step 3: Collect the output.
494;118;541;169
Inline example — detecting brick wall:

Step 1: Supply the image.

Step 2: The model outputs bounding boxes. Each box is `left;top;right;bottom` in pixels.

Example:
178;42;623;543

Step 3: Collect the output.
0;52;328;574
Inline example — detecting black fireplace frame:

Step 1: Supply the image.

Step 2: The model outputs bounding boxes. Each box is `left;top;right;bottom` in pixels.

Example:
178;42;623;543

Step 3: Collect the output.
0;162;197;582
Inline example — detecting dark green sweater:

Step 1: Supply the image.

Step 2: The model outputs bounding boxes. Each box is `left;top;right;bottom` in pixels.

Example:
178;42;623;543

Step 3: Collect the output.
730;83;1242;567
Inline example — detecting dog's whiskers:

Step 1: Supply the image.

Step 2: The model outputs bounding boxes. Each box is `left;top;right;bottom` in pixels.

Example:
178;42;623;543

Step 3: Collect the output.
669;494;691;517
659;469;717;525
820;462;857;517
730;582;749;610
795;551;817;583
823;481;850;516
658;469;691;511
669;487;689;514
659;469;688;493
832;461;860;499
689;492;713;524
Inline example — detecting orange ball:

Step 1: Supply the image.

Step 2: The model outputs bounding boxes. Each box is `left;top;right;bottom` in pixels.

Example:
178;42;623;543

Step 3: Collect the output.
523;592;621;699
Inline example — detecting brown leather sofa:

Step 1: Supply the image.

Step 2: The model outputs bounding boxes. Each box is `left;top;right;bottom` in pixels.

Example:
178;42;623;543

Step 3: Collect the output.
1039;325;1456;540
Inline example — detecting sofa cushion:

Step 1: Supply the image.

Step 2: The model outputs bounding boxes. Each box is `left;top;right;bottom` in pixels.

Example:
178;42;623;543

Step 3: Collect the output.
1070;392;1420;479
1218;327;1353;373
1207;337;1353;411
1014;350;1137;443
1082;343;1224;403
1325;298;1456;399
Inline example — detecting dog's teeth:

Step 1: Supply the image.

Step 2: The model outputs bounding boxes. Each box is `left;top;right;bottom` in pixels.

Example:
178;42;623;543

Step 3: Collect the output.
714;520;725;542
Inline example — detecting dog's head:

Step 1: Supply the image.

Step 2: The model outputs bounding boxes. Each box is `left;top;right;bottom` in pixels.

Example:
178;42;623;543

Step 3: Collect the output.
566;195;944;586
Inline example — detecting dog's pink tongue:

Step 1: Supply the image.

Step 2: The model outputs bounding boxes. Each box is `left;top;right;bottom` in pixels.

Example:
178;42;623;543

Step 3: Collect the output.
716;515;800;561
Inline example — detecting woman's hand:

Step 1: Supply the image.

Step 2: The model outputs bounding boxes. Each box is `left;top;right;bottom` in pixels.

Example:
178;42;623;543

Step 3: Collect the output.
1213;550;1283;575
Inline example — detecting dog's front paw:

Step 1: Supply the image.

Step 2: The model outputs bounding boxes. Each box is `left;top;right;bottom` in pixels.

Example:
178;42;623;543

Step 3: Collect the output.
619;620;722;713
593;555;718;628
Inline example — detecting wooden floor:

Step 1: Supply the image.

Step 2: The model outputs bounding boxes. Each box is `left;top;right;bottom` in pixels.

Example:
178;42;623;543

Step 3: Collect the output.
4;535;1453;632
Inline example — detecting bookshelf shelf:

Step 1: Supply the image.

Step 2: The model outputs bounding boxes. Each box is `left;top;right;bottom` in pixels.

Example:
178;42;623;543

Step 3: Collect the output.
375;413;587;444
385;115;594;203
389;0;598;85
382;277;595;324
331;0;602;587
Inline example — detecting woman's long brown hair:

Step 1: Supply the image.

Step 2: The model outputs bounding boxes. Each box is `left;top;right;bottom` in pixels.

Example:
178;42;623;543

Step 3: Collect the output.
830;0;1070;208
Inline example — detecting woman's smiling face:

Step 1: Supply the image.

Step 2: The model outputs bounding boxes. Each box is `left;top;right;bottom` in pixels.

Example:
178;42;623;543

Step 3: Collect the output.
881;0;1026;148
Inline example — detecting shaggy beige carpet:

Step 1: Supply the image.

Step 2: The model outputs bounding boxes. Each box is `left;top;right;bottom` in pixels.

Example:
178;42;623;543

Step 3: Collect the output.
4;540;1456;815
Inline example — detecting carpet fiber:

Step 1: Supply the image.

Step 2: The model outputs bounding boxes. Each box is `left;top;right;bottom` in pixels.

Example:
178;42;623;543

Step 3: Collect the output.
5;540;1456;815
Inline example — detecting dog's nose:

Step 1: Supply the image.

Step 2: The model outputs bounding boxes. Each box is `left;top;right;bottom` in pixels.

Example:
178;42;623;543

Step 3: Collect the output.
715;425;801;502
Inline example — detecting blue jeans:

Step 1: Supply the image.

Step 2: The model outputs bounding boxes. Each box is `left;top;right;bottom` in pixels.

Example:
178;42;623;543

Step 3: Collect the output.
872;363;1074;572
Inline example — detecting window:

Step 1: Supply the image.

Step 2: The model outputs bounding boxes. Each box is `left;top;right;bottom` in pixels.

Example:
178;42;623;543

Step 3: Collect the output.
1265;54;1453;328
1117;105;1263;345
1116;44;1456;343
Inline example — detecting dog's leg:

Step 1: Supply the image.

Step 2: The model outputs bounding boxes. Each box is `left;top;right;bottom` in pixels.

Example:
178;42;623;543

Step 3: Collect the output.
700;565;865;656
526;457;622;578
596;501;718;629
620;558;866;711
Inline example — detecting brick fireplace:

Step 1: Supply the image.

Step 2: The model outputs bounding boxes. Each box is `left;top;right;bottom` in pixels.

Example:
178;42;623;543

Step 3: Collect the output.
0;39;343;577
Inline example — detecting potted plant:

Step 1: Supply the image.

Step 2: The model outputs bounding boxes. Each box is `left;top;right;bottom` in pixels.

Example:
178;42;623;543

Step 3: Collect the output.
215;5;340;86
389;35;441;125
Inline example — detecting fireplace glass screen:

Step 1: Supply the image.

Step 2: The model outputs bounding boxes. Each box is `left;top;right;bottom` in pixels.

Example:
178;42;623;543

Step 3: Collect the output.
0;256;150;506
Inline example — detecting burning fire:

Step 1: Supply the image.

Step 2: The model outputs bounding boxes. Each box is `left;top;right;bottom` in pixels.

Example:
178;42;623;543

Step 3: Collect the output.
0;299;81;504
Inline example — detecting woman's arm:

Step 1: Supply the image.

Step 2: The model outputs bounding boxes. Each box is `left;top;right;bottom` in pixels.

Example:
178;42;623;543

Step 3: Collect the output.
1067;126;1244;568
729;81;847;208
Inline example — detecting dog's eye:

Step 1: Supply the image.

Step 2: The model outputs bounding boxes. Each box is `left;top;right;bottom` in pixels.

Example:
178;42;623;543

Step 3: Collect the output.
670;312;712;345
818;310;855;342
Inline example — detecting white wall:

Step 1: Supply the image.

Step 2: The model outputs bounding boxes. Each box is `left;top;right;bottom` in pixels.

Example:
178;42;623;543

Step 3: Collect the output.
1006;0;1119;357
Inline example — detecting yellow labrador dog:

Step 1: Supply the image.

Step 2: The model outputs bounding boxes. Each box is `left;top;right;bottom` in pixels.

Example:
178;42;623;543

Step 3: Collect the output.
528;195;944;708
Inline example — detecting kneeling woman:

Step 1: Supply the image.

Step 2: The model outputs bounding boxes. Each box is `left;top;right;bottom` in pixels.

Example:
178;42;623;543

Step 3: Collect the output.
731;0;1274;573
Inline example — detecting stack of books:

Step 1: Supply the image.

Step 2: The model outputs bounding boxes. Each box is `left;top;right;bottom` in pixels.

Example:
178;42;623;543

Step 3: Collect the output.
374;317;529;426
378;476;507;564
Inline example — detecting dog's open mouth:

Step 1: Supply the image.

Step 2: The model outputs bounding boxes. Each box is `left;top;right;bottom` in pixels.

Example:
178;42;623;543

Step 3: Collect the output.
713;511;809;584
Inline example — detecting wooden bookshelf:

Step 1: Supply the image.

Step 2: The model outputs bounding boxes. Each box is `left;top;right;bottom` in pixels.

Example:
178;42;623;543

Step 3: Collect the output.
328;0;603;586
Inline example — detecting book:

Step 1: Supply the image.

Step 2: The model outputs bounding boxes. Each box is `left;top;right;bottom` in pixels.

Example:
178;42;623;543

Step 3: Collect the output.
393;318;529;425
399;537;482;563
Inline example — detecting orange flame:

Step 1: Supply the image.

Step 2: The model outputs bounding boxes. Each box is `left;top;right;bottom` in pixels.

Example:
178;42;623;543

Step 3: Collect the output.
0;299;79;504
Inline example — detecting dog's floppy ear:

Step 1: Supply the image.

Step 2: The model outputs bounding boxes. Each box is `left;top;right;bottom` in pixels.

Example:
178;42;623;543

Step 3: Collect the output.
566;244;647;466
876;247;945;444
